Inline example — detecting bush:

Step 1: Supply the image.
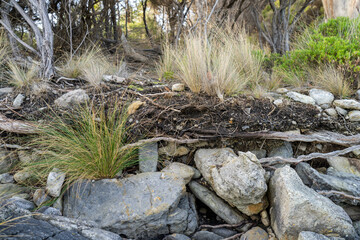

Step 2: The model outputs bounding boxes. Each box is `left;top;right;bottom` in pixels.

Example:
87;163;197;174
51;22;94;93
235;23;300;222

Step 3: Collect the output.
27;103;139;183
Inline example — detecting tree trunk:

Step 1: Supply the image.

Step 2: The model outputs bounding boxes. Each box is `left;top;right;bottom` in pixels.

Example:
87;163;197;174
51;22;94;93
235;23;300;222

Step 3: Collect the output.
322;0;360;19
119;27;148;62
142;0;154;46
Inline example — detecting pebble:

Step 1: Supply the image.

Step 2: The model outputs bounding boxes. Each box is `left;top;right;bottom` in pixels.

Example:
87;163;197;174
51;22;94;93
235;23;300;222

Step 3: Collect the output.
240;227;269;240
33;189;51;206
0;173;14;183
286;91;315;105
172;83;185;92
334;99;360;110
273;99;283;107
348;110;360;122
335;106;347;116
13;94;25;108
276;88;288;94
325;108;338;118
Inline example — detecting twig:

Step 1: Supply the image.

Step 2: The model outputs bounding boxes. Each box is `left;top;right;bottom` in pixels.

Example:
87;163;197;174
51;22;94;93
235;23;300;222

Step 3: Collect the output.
56;76;78;83
223;233;243;240
317;190;360;202
200;221;247;229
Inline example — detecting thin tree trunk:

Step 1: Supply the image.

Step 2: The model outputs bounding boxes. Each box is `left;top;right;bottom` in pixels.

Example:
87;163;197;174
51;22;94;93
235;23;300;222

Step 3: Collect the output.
142;0;153;46
119;27;148;62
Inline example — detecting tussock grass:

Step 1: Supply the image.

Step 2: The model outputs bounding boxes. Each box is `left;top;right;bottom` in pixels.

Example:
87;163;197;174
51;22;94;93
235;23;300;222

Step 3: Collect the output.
156;39;176;80
6;62;40;88
26;102;139;183
310;65;352;98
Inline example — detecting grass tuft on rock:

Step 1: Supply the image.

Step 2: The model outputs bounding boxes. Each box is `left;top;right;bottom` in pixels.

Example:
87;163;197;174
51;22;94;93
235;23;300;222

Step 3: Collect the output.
27;103;139;183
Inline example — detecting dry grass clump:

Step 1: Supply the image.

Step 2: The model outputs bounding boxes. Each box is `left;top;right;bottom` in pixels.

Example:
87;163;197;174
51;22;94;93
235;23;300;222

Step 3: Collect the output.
310;66;352;98
157;27;264;100
26;102;139;183
156;39;177;80
59;47;117;86
6;62;40;88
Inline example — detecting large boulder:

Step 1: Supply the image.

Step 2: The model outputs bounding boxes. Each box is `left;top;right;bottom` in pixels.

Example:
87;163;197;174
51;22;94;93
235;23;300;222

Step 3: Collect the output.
63;172;197;239
194;148;267;216
269;165;357;240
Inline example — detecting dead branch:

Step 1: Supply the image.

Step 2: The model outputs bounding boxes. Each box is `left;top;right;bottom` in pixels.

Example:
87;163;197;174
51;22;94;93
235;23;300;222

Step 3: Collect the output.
223;233;243;240
260;144;360;166
200;221;248;229
317;190;360;202
0;114;38;134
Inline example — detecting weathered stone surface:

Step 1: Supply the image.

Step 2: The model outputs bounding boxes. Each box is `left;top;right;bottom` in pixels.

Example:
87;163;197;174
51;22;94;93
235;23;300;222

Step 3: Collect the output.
0;87;13;97
211;228;238;238
348;110;360;121
161;162;195;184
46;168;66;197
334;99;360;110
13;93;25;108
159;142;190;157
336;106;348;116
14;170;31;183
5;197;34;211
354;221;360;236
276;88;288;94
172;83;185;92
287;92;315;105
0;173;14;183
0;184;30;200
327;156;360;177
298;231;344;240
163;233;191;240
188;181;245;224
309;89;334;108
250;149;267;159
194;148;267;216
64;173;197;239
261;210;270;227
37;206;62;216
192;231;223;240
325;108;338;118
33;189;51;207
102;75;126;84
240;227;269;240
0;148;18;174
269;165;357;240
139;142;158;173
268;142;293;158
273;99;284;107
54;89;89;108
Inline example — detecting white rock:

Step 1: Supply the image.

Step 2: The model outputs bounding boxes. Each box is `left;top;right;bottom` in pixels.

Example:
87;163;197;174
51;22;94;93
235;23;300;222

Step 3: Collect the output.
309;89;334;108
13;94;25;108
276;88;288;94
172;83;185;92
102;75;126;83
46;168;66;197
348;110;360;122
54;89;89;108
273;99;284;107
336;106;348;116
0;87;13;97
195;148;268;216
287;92;315;105
334;99;360;110
327;156;360;177
325;108;338;118
161;162;195;184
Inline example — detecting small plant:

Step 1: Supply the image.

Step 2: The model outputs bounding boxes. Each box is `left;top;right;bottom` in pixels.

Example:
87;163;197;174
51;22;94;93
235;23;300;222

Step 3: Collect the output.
156;39;177;81
27;102;139;183
6;62;40;88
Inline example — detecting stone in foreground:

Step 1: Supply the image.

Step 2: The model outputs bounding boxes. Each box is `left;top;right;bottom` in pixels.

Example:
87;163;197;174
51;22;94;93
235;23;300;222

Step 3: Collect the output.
195;148;267;215
309;89;334;108
161;162;195;184
46;168;66;197
298;231;345;240
269;165;357;240
333;99;360;110
54;89;89;108
287;91;316;105
64;172;197;239
139;142;158;173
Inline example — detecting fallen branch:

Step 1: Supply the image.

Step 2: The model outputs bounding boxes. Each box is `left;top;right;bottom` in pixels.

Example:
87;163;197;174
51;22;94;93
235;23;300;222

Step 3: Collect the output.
317;190;360;203
223;233;243;240
0;113;38;134
200;221;248;229
260;144;360;166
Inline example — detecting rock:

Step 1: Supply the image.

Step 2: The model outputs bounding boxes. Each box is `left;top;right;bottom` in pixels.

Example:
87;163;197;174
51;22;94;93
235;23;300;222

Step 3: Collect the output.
163;233;191;240
13;170;31;183
13;93;25;108
33;189;51;207
46;168;65;197
353;148;360;157
287;91;315;105
309;89;334;108
194;149;268;216
188;181;245;224
0;148;18;174
327;156;360;177
336;106;348;116
211;228;238;238
159;142;190;157
250;149;267;159
81;228;123;240
172;83;185;92
276;88;288;94
17;151;33;164
5;197;34;211
0;173;14;183
54;89;89;108
192;168;202;179
64;173;197;239
0;87;13;97
348;110;360;121
296;163;360;204
128;100;145;114
161;162;195;184
37;206;62;216
102;75;126;83
241;227;269;240
53;197;63;212
139;142;158;173
334;99;360;110
273;99;284;107
268;142;293;158
340;204;360;221
354;221;360;236
269;165;357;240
192;231;223;240
0;183;30;200
261;210;270;227
298;231;344;240
325;108;338;118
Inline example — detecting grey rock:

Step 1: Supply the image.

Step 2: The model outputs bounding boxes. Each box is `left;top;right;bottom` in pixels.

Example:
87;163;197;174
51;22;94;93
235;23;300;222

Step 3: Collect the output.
102;75;126;84
64;173;197;239
188;181;245;224
194;148;267;216
250;149;267;159
273;99;284;107
161;162;195;184
0;87;13;97
325;108;338;118
348;110;360;121
327;156;360;177
269;165;357;240
139;142;158;173
309;89;334;108
53;197;63;212
336;106;348;116
268;142;293;158
354;221;360;236
340;204;360;221
0;172;14;183
38;206;62;216
159;142;190;157
0;183;30;200
240;227;268;240
192;231;223;240
5;197;34;210
192;168;202;179
13;93;25;108
81;228;122;240
46;168;66;197
54;89;89;108
163;233;191;240
13;170;31;183
276;88;288;94
33;189;51;207
287;91;315;105
212;228;238;238
0;148;18;174
298;231;344;240
334;99;360;110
